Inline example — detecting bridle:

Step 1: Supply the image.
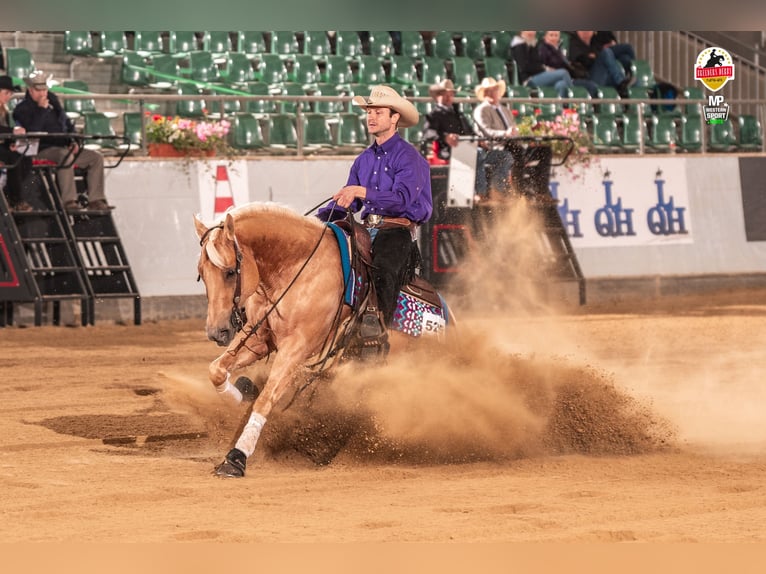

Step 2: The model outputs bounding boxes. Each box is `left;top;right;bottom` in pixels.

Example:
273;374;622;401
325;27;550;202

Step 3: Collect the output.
197;214;339;359
197;222;247;332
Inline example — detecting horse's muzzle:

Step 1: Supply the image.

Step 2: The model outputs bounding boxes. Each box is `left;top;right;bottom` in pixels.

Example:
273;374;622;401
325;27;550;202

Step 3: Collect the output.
208;326;234;347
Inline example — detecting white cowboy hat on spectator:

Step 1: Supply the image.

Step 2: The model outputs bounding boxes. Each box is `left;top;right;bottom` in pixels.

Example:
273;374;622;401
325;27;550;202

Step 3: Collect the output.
475;76;507;99
428;79;456;97
351;85;419;127
23;70;53;90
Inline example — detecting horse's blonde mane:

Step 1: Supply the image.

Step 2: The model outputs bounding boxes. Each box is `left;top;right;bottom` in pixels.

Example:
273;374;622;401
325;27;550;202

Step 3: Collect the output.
202;202;326;270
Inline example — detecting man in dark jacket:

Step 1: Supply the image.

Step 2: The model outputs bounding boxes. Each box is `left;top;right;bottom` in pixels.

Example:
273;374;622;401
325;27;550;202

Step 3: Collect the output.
567;31;633;97
0;75;34;211
421;79;473;162
12;70;112;212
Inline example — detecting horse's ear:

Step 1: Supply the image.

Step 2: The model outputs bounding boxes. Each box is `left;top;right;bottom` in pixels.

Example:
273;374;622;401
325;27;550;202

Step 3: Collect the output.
223;213;236;242
193;214;208;240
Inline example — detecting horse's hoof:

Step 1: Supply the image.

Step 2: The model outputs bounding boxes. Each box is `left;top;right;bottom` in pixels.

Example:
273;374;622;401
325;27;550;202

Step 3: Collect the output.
213;448;247;478
234;376;259;402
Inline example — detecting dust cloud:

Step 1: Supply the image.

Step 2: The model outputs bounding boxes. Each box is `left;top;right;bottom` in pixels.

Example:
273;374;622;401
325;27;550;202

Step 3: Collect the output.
260;200;675;465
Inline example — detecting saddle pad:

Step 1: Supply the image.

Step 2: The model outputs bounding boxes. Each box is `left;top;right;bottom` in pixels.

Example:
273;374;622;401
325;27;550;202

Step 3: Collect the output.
326;222;356;306
392;289;447;338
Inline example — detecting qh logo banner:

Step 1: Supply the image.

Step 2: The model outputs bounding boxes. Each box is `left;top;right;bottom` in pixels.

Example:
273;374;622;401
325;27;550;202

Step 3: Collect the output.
694;47;735;92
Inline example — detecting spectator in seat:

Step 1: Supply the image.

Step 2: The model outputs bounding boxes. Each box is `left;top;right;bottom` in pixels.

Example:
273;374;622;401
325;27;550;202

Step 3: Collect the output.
0;75;34;212
421;79;474;163
538;30;600;97
593;31;635;76
510;30;573;97
472;77;518;198
12;70;113;212
567;31;633;97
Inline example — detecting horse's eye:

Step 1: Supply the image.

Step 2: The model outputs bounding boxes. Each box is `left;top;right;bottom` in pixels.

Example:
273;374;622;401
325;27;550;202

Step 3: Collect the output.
225;268;237;279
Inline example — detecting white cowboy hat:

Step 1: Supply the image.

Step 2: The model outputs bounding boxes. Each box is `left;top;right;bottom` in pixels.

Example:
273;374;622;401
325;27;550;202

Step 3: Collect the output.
351;84;419;128
475;76;507;100
428;78;456;98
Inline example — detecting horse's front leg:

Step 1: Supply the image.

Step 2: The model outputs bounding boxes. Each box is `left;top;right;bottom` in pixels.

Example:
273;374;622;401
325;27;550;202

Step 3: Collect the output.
214;345;306;478
209;330;271;406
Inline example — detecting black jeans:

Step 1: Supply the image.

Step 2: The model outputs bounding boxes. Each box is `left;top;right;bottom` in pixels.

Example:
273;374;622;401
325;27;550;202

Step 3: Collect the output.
0;147;33;206
371;227;416;326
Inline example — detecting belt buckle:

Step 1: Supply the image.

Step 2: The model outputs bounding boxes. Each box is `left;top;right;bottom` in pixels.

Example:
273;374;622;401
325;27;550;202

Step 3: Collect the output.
366;214;383;228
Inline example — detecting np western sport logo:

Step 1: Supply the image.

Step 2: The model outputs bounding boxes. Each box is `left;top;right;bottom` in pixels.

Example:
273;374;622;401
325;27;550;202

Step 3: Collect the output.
694;47;735;125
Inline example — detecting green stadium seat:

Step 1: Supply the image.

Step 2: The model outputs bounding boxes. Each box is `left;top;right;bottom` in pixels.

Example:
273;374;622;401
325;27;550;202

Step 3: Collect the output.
207;88;242;118
367;32;394;57
302;31;332;59
223;52;255;85
243;81;278;115
133;31;164;57
228;112;265;150
463;32;487;60
430;31;458;59
64;31;95;57
620;113;648;152
168;31;198;57
630;59;655;88
290;54;321;87
648;114;678;152
507;85;533;117
335;112;368;151
335;31;364;59
276;82;307;114
354;55;387;85
269;31;300;57
708;118;737;152
202;31;233;61
122;112;144;147
596;86;621;117
450;56;479;94
420;56;448;85
678;114;702;152
147;54;181;89
175;83;206;118
488;31;512;59
389;55;419;86
565;85;594;120
624;85;652;117
682;86;704;118
590;113;622;152
312;83;344;114
737;115;763;151
82;111;123;151
483;56;511;87
5;48;35;80
323;55;353;86
399;31;426;59
256;54;289;86
534;86;564;120
237;31;267;58
301;112;333;152
266;113;298;150
188;51;221;84
60;80;97;119
97;31;128;57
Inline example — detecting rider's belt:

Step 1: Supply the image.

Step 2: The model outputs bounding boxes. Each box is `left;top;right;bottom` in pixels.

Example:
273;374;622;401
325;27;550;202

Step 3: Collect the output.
364;215;416;230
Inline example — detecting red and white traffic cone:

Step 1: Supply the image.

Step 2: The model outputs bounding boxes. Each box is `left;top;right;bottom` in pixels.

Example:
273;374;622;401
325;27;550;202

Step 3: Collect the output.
213;164;235;219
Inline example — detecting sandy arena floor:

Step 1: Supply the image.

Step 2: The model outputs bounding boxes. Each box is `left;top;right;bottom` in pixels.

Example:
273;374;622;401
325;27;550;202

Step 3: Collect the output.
1;286;765;544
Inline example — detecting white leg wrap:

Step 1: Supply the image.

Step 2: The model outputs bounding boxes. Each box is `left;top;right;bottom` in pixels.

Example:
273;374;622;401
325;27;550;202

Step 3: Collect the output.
234;412;267;458
216;377;243;405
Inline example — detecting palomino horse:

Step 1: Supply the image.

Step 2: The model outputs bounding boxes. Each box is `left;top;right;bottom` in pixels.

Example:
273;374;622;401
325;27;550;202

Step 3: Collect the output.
195;202;452;477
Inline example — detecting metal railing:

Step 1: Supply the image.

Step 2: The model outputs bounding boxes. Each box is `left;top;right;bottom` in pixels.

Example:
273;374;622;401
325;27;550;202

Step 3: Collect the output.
9;91;766;157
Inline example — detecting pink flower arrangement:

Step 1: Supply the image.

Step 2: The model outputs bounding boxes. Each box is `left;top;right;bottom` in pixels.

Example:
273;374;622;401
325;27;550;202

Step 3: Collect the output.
515;108;596;178
146;113;232;154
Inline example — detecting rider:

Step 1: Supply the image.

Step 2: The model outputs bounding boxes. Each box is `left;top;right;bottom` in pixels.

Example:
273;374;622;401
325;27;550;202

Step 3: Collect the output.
316;85;432;327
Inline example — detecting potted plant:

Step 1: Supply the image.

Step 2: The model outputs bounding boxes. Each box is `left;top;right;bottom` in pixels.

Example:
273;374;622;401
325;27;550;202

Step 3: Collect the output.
146;114;233;157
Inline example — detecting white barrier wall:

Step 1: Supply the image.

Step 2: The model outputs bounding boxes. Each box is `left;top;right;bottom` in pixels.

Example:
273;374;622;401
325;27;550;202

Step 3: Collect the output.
105;155;765;298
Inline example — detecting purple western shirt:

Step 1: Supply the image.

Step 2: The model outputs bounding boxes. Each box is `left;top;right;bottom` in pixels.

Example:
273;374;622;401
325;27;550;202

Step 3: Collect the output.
317;133;433;224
